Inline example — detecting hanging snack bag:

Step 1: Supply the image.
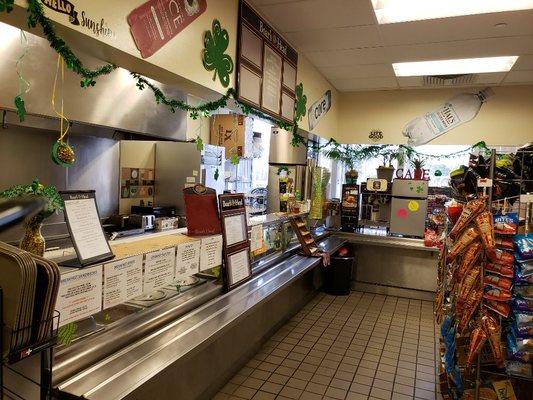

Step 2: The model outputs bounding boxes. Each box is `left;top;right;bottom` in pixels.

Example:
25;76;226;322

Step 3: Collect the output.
450;197;486;238
482;312;505;368
458;288;483;333
484;300;510;318
494;237;514;251
466;326;487;365
484;274;513;291
493;212;518;236
448;228;479;262
512;298;533;312
487;248;514;266
484;285;512;302
475;211;495;250
457;242;482;280
513;284;533;300
485;263;514;278
514;234;533;261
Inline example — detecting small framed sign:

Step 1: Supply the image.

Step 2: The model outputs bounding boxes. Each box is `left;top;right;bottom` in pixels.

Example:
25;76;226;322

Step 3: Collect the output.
219;193;252;290
60;190;114;267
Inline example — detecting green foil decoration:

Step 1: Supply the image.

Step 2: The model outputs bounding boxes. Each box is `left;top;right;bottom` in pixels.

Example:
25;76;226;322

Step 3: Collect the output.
202;19;234;88
294;83;307;122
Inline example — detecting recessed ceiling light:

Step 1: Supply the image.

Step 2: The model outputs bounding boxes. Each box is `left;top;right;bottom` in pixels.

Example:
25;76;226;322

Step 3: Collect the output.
392;56;519;77
371;0;533;24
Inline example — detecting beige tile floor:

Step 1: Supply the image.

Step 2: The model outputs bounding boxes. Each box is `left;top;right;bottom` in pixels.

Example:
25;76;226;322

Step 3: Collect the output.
213;291;439;400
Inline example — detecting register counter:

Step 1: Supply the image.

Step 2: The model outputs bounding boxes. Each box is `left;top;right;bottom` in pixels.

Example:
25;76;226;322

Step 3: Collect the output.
336;230;440;298
51;213;344;400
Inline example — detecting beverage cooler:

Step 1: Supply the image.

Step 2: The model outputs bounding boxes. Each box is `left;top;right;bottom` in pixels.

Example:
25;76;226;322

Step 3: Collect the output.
389;179;429;238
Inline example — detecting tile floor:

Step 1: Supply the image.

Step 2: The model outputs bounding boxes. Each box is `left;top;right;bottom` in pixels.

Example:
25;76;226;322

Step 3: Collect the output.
213;291;440;400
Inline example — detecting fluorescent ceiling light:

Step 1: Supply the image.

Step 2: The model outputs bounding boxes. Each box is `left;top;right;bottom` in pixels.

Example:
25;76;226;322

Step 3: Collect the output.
392;56;519;77
372;0;533;24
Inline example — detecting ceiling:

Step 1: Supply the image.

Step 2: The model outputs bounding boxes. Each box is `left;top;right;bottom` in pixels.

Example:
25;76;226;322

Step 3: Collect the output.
248;0;533;91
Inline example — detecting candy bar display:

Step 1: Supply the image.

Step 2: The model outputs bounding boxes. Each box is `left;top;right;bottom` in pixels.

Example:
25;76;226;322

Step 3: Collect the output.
435;184;533;400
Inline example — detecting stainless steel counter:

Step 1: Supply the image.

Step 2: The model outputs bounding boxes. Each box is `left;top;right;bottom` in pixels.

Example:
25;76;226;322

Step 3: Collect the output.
336;231;439;253
55;236;345;400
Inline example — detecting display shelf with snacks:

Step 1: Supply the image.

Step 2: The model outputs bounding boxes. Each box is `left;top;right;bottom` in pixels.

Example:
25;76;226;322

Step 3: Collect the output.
435;148;533;400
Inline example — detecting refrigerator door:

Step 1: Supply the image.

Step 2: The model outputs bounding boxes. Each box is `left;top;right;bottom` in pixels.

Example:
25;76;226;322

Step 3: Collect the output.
392;179;428;198
154;142;202;216
390;197;428;238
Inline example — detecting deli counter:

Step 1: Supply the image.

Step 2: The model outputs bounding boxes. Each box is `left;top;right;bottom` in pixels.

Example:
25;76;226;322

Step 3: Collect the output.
45;213;345;400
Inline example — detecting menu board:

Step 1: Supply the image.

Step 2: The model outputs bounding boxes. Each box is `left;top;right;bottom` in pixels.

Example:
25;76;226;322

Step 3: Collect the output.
237;0;298;122
60;191;114;267
175;240;201;280
223;214;247;247
103;255;143;309
144;248;176;292
199;235;223;271
57;265;103;327
250;224;263;252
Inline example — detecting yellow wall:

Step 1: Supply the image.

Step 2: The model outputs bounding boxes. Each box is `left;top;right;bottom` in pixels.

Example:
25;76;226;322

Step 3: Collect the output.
338;85;533;145
296;55;339;140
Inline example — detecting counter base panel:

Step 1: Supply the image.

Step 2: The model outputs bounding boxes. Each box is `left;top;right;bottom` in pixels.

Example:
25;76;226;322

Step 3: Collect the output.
352;282;435;302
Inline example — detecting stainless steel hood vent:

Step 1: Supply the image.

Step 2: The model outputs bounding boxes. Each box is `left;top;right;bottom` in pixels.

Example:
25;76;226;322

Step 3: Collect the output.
0;22;187;140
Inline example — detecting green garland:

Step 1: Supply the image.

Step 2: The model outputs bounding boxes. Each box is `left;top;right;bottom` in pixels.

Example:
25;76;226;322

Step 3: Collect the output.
0;0;334;151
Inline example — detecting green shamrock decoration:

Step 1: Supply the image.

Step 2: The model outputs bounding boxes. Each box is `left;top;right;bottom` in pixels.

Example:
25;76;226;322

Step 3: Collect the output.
214;167;220;181
434;170;442;176
14;95;26;121
230;154;240;165
202;19;234;88
294;83;307;122
196;137;204;152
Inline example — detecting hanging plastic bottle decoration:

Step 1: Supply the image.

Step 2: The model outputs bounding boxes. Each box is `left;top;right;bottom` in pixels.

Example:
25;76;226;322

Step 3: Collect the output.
50;54;76;167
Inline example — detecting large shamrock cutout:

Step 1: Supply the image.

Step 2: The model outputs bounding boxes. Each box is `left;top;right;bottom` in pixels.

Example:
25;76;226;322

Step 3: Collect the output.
294;83;306;122
202;19;234;88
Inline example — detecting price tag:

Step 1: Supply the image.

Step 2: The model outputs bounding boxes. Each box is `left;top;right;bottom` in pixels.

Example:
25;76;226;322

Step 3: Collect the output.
477;178;493;188
520;194;533;203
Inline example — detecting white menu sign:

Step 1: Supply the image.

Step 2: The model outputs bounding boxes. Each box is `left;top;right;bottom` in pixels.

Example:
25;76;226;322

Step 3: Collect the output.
63;197;111;261
144;248;176;292
261;45;282;114
57;265;103;327
228;249;250;286
250;224;263;252
103;255;143;309
175;240;201;280
200;235;223;271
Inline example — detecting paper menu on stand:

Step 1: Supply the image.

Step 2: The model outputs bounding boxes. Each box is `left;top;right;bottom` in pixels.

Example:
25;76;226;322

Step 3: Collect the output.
175;240;201;280
103;255;143;309
223;214;247;246
56;265;103;327
200;235;223;271
250;224;263;252
227;249;251;286
143;248;176;293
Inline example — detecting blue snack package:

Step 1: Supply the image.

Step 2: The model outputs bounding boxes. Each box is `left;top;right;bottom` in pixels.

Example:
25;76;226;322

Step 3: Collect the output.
493;212;518;235
514;234;533;261
512;297;533;312
513;283;533;300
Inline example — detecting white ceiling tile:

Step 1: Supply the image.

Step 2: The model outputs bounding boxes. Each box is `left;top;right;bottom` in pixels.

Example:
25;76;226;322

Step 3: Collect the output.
330;77;399;91
285;26;382;52
514;54;533;70
379;10;533;46
305;47;388;68
253;0;376;32
384;36;533;63
503;70;533;83
318;64;394;79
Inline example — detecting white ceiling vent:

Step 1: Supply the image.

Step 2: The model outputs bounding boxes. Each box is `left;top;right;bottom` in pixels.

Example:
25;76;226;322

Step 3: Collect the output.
423;74;478;86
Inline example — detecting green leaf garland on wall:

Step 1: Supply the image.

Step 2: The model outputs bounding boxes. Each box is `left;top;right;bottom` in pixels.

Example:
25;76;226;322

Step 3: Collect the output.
202;19;234;88
294;83;307;122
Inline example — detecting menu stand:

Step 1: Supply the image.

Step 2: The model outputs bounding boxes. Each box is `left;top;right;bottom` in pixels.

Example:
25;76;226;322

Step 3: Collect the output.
219;194;252;291
59;191;114;268
289;216;330;266
0;288;60;400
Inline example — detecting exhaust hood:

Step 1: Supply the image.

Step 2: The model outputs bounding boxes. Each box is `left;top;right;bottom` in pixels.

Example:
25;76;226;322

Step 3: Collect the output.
0;22;187;140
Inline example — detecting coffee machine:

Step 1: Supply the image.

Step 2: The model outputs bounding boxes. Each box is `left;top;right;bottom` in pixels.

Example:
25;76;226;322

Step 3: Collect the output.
359;179;392;230
340;184;359;232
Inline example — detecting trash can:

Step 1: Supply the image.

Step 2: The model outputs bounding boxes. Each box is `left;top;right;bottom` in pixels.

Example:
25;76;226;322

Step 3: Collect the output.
323;245;355;296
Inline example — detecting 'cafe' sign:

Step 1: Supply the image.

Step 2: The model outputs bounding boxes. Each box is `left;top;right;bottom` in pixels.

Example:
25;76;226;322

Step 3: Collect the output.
308;90;332;131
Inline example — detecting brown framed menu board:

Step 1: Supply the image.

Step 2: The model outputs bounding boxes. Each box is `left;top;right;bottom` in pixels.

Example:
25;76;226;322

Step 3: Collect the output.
219;194;252;290
237;0;298;122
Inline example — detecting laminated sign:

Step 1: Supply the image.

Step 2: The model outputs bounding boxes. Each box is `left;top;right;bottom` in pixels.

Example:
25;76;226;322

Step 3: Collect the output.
308;90;331;131
128;0;207;58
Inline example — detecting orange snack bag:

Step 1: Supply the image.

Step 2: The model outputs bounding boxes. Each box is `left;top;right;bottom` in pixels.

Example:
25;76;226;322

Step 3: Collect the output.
475;211;495;250
450;197;486;238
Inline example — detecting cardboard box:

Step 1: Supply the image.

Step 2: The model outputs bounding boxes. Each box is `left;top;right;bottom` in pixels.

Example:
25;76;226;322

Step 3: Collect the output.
210;114;250;158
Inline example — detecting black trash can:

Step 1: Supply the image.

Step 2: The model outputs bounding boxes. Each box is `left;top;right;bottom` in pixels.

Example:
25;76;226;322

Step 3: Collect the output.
323;245;355;296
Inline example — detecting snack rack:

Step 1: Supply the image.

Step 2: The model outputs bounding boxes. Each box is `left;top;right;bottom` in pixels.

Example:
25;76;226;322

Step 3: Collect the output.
437;148;533;400
0;288;60;400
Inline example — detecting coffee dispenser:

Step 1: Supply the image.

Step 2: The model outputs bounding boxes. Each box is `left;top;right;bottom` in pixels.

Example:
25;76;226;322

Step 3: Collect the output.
359;179;392;230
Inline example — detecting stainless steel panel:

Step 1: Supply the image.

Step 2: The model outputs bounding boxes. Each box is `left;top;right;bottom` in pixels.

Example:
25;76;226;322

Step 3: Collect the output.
0;125;119;243
267;166;280;213
391;179;428;198
269;127;307;165
337;232;438;253
0;23;187;139
154;142;201;215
